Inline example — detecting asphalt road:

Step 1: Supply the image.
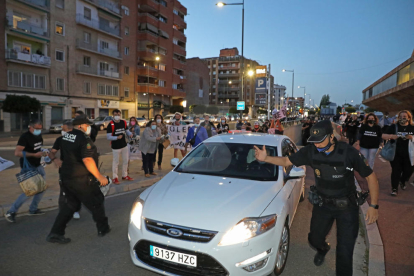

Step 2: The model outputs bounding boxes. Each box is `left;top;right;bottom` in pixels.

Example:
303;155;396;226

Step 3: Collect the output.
0;173;346;276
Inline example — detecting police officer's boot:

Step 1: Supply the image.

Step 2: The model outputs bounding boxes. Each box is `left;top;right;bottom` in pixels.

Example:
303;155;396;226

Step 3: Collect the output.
314;243;331;266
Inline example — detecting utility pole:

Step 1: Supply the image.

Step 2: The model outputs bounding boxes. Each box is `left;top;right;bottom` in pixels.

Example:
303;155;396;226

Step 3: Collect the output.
267;64;271;120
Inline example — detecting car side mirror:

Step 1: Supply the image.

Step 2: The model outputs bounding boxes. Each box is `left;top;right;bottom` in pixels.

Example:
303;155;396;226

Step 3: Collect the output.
286;167;306;180
170;158;179;167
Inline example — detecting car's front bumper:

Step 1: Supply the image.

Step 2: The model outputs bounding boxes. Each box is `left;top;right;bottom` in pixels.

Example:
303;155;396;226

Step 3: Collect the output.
128;220;282;276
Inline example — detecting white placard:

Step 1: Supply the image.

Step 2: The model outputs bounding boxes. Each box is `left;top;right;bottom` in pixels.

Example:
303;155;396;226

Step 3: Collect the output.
0;157;14;172
167;124;193;150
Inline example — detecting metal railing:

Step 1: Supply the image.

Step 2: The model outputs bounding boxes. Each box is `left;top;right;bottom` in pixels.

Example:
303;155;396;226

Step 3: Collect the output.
77;64;121;79
18;0;49;9
82;0;120;15
218;94;239;99
76;39;121;58
76;14;120;37
7;16;49;38
6;49;51;66
138;12;159;22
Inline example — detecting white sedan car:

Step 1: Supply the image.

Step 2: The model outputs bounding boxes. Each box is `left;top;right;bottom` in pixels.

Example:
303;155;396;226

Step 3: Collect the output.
128;134;306;276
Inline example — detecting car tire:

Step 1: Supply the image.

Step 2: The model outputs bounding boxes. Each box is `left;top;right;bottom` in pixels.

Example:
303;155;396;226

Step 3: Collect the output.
100;125;104;131
273;221;290;276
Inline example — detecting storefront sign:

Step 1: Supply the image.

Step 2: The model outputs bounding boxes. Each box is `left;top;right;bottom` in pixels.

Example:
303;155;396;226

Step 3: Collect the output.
256;65;267;78
97;100;119;108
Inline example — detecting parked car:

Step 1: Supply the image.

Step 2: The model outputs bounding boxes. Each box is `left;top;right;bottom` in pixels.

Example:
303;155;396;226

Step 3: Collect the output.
93;116;114;130
182;115;194;125
49;120;65;133
164;114;176;124
128;134;306;276
136;117;148;127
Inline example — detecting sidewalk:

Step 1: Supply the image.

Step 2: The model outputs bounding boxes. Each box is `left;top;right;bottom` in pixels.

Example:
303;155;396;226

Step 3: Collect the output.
0;148;177;218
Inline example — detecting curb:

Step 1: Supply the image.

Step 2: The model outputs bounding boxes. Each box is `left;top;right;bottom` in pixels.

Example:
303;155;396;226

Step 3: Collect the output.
0;177;160;219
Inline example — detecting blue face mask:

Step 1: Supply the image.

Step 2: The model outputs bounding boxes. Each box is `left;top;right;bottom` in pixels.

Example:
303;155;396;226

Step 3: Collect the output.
151;125;156;130
33;129;42;136
315;138;332;153
194;124;199;127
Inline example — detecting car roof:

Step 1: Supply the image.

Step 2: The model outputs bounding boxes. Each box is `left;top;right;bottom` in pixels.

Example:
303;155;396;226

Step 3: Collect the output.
205;133;289;146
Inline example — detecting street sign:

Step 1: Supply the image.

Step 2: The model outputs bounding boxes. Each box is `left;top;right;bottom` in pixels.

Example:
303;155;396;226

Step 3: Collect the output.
256;65;267;78
255;77;267;94
255;94;266;105
237;101;245;111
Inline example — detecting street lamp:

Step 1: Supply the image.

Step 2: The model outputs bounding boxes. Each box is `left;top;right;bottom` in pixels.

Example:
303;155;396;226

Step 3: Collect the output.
282;69;294;99
248;69;254;77
217;0;245;120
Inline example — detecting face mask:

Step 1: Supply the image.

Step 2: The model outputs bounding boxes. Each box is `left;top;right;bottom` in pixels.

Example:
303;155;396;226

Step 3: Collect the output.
399;118;408;124
61;131;67;136
194;124;199;127
130;121;136;126
254;125;259;128
221;120;225;124
33;129;42;136
114;116;121;121
367;120;374;124
157;119;161;123
85;125;92;135
315;138;332;153
151;125;156;130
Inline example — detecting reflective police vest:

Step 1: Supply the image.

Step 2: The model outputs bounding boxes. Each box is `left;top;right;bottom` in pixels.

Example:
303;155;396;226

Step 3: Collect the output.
310;142;355;198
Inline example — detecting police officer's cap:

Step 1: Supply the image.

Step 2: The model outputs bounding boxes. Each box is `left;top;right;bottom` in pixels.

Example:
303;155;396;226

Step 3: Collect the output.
73;114;92;126
307;120;333;143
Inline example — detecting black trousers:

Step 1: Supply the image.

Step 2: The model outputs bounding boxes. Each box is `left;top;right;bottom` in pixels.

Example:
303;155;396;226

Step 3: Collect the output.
154;143;164;166
390;151;414;190
308;204;359;276
142;152;155;174
348;131;357;145
51;176;109;236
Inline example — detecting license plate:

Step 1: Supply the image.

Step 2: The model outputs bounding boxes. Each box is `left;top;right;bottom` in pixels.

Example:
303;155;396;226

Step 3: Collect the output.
150;245;197;267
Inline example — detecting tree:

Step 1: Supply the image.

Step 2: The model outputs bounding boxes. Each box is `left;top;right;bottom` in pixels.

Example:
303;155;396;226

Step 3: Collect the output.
365;107;376;113
189;105;197;113
229;107;238;114
169;105;184;114
336;106;343;114
2;95;41;131
319;94;331;107
193;105;206;115
206;105;219;115
345;106;356;113
257;109;267;114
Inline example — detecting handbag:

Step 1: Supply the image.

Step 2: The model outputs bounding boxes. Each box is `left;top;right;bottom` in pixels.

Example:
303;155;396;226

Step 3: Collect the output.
189;126;201;146
380;124;397;161
16;152;47;196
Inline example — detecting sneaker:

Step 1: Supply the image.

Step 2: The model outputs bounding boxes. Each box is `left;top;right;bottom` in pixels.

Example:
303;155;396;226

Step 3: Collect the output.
46;233;71;244
5;211;16;223
122;176;134;181
150;172;157;176
145;174;150;178
29;209;45;216
73;212;80;219
98;227;111;237
112;178;120;185
391;189;398;196
400;182;407;190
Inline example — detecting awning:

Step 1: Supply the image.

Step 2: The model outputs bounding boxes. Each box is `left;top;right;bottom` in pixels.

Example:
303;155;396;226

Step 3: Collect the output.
147;23;158;34
158;29;169;39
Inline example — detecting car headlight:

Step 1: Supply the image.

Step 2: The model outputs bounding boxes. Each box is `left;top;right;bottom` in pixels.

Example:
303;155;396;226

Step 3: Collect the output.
219;215;276;246
130;198;144;229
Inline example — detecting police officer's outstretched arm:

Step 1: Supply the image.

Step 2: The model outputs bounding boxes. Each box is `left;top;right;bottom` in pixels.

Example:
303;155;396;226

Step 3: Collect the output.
254;145;293;167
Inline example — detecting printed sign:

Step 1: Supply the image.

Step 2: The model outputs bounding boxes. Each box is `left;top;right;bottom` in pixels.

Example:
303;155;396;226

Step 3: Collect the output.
128;136;141;160
255;77;267;94
237;101;245;111
255;94;267;105
167;124;193;150
97;100;119;108
256;65;267;78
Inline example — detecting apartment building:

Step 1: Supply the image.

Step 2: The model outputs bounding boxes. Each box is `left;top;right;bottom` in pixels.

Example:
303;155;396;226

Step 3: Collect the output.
273;84;286;110
0;0;187;132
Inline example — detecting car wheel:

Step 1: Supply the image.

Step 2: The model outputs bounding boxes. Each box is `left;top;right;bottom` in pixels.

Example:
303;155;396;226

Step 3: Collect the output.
100;125;104;131
299;186;305;202
273;221;290;276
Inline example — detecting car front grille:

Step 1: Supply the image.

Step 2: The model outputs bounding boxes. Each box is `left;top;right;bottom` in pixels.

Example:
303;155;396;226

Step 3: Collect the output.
145;218;218;243
134;240;228;276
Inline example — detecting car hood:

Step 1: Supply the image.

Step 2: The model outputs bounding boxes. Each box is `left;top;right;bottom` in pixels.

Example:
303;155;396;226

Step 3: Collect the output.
142;172;280;232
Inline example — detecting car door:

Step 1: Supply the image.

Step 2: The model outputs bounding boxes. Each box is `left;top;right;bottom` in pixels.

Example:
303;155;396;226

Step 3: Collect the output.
286;141;303;210
281;139;295;218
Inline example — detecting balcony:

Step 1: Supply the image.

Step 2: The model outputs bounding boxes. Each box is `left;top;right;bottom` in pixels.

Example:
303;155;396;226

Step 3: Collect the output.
136;84;159;94
7;16;49;40
173;44;186;57
76;39;122;60
219;102;237;106
173;58;186;70
218;73;239;77
218;93;239;99
219;65;240;70
76;65;121;80
138;13;160;26
81;0;121;16
137;31;158;44
16;0;50;11
137;66;159;78
173;28;186;42
173;13;187;29
138;0;160;12
76;14;121;38
6;49;51;67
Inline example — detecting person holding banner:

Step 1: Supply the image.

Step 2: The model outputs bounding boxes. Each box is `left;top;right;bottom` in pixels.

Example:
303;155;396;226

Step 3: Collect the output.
185;117;208;149
172;115;188;159
271;119;284;135
139;120;161;177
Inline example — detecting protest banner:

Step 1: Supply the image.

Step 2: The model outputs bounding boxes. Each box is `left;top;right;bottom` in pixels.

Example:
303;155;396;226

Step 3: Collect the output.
0;157;14;171
128;136;142;160
167;124;193;150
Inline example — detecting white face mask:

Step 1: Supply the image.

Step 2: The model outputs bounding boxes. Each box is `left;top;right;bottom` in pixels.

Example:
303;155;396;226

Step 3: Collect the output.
156;119;161;123
114;116;121;121
85;125;92;135
61;131;67;136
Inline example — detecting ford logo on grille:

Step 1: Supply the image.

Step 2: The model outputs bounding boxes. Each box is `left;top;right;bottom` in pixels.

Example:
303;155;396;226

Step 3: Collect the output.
167;228;183;237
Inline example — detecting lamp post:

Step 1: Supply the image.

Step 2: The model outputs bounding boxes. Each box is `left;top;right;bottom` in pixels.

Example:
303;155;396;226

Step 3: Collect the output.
282;69;294;98
217;0;245;120
298;86;306;109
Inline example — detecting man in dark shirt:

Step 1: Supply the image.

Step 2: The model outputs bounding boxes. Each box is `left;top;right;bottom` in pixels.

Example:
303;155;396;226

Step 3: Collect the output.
302;118;312;145
75;110;99;142
5;119;47;223
200;114;216;137
106;109;133;184
47;115;110;244
254;120;379;276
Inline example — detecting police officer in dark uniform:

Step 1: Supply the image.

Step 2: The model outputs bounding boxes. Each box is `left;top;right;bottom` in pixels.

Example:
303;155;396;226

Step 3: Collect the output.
255;120;379;276
46;115;110;244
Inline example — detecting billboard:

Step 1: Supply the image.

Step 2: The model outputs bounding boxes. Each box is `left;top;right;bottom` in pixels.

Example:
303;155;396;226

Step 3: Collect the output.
255;94;267;105
256;65;267;78
255;77;267;94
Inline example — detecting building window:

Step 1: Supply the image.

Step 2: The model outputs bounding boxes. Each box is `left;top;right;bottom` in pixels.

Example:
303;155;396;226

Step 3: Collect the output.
98;84;118;96
100;41;109;49
173;38;178;45
159;80;165;87
124;87;129;98
172;83;178;89
55;50;64;62
84;7;91;20
22;73;33;88
84;32;91;43
124;66;129;75
56;78;64;91
84;82;91;94
98;83;105;95
158;64;166;71
125;27;129;36
106;85;113;96
56;0;64;8
34;75;46;89
113;86;119;96
55;22;64;36
124;7;130;15
160;0;167;7
85;108;95;119
124;47;129;55
83;56;91;67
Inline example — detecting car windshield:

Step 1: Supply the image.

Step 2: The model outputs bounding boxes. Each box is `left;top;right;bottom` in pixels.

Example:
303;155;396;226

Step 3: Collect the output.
94;117;105;121
175;142;278;181
137;118;146;121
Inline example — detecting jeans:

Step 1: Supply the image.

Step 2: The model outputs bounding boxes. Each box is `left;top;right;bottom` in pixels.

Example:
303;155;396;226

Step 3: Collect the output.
308;204;359;276
9;166;46;214
142;152;155;174
390;151;414;191
112;146;129;179
359;147;378;169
